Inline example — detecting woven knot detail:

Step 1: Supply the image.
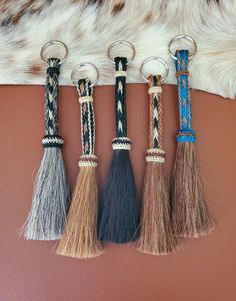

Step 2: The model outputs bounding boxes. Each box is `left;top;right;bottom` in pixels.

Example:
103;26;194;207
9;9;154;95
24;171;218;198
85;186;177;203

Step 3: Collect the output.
115;71;127;77
176;130;196;143
145;149;166;163
175;70;189;77
112;137;131;150
78;155;98;167
148;86;162;95
79;96;93;104
42;135;64;148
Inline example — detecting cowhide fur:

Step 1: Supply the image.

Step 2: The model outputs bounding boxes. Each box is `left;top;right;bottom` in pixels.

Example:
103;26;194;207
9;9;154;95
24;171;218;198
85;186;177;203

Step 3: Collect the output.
0;0;235;99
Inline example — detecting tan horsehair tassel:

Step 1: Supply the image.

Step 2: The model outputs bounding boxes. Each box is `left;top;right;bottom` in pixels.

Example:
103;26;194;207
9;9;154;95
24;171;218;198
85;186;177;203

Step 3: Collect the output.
57;78;103;258
171;49;215;237
137;75;181;255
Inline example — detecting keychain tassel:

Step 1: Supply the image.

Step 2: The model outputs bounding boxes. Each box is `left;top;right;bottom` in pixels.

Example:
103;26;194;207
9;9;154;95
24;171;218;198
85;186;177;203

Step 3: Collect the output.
171;50;215;237
99;57;140;243
137;76;180;255
57;78;103;258
24;58;70;240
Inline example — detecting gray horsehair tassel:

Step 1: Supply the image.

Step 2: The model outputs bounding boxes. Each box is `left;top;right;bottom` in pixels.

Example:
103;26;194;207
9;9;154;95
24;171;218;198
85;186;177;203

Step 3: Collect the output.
24;58;70;240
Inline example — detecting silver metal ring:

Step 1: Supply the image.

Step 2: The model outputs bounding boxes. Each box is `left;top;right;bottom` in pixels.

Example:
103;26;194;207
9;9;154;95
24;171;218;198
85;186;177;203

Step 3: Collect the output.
71;63;99;87
168;35;197;60
40;40;68;65
107;40;136;65
140;56;169;83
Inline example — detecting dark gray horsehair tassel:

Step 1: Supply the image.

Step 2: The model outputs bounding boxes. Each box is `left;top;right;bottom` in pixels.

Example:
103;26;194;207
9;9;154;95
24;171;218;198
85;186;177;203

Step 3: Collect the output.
98;57;140;243
24;58;70;240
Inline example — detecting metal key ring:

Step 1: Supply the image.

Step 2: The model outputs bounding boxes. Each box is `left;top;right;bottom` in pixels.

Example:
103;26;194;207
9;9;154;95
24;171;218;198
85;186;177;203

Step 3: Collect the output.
168;35;197;60
107;40;136;65
40;40;68;65
71;63;99;87
140;56;169;83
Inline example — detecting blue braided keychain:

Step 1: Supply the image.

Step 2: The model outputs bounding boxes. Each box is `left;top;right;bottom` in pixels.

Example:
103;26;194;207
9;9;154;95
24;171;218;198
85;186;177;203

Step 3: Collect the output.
172;48;215;238
175;50;196;143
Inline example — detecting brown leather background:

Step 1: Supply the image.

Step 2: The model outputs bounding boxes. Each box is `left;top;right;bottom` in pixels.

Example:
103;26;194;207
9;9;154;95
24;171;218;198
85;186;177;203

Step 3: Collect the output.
0;84;236;301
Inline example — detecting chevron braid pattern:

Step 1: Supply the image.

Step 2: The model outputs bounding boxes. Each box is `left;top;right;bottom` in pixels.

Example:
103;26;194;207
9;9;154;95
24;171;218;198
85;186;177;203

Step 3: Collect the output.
148;75;162;149
112;57;132;150
42;58;63;148
77;78;95;156
45;58;60;135
145;75;166;164
175;50;196;143
77;78;98;168
114;57;127;138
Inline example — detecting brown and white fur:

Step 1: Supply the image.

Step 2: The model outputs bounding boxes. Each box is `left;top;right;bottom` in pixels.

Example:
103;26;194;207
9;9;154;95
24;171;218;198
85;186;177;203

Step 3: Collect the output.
0;0;235;99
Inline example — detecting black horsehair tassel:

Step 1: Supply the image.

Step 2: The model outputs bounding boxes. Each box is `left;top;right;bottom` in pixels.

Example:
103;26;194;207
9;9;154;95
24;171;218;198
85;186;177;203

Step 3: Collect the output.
137;75;181;255
98;57;140;243
171;50;215;238
24;58;70;240
57;78;103;258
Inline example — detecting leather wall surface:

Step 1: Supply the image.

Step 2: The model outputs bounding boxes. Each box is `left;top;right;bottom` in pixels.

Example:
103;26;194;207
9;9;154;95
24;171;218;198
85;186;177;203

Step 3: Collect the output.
0;84;235;301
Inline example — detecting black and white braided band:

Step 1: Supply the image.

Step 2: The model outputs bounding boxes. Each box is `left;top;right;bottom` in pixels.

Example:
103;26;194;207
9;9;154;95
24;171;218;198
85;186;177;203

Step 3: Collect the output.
42;135;64;148
145;148;166;163
78;154;98;167
112;137;132;150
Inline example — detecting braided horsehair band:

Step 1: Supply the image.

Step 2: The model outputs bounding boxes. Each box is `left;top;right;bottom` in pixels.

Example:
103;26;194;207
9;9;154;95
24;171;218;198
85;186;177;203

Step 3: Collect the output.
112;57;132;150
175;49;196;143
145;75;165;163
77;78;98;167
41;58;64;148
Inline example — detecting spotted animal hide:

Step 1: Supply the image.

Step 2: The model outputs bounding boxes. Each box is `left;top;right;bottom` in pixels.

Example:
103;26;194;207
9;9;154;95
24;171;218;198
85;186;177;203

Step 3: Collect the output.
0;0;235;99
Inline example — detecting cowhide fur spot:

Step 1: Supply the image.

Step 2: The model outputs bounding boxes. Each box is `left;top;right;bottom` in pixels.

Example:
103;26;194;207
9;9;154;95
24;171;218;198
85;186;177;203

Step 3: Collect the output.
0;0;235;99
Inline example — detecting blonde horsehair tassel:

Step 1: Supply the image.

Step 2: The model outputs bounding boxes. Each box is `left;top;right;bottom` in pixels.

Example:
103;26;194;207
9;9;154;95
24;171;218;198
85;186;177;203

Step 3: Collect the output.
57;78;103;258
137;75;181;255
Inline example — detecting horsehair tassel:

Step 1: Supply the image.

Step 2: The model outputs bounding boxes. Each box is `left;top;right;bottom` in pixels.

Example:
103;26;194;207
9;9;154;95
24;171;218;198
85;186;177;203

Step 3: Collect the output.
98;57;140;243
23;58;70;240
171;50;215;238
137;75;181;255
57;78;103;258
